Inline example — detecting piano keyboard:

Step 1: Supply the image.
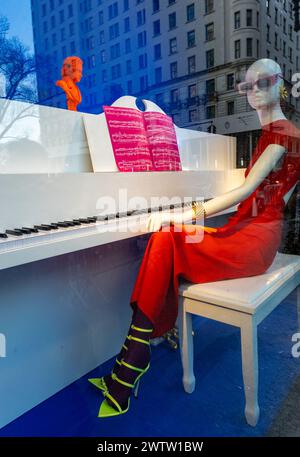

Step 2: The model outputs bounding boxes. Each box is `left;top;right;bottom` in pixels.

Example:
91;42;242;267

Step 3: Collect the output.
0;201;197;256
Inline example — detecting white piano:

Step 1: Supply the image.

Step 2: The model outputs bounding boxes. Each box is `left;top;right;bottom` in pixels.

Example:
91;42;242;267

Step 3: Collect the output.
0;96;245;429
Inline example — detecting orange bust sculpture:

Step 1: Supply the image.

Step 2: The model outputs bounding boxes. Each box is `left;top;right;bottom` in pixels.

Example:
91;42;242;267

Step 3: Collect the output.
55;56;83;111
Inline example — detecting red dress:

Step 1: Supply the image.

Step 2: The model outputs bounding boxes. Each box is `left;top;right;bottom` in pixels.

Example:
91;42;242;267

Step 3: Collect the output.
130;119;300;338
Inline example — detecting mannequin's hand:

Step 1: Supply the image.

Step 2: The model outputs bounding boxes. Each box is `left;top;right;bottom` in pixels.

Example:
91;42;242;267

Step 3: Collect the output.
146;212;174;232
146;211;188;231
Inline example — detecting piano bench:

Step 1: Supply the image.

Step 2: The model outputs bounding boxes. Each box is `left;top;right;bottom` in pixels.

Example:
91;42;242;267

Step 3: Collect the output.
177;252;300;426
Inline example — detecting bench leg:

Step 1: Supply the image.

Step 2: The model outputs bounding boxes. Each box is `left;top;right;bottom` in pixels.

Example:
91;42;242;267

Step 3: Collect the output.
240;318;260;426
177;297;195;393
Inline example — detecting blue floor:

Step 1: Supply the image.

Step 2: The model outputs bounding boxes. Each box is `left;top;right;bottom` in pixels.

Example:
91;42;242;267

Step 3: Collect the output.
1;290;299;437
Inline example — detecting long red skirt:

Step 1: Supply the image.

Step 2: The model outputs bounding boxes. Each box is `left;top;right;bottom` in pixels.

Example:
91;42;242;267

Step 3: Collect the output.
130;218;283;338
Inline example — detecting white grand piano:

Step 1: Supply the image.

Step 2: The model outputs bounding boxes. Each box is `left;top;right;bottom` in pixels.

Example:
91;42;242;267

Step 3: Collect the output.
0;96;244;429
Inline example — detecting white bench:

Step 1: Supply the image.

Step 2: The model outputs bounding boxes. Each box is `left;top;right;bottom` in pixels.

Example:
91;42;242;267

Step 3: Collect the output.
177;252;300;426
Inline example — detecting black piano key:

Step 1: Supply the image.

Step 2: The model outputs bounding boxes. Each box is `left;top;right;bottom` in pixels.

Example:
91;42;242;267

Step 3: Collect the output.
49;224;59;229
63;221;76;226
0;233;8;238
78;218;91;223
72;220;82;225
6;229;23;236
34;225;51;231
22;227;39;233
87;217;97;222
57;222;69;228
15;228;32;234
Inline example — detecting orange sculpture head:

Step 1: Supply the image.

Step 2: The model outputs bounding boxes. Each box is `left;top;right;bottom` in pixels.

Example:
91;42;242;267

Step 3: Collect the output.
61;56;83;83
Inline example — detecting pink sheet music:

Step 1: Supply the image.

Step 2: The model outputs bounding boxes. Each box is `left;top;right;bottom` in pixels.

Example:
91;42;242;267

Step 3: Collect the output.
104;106;182;172
104;106;153;172
143;112;182;171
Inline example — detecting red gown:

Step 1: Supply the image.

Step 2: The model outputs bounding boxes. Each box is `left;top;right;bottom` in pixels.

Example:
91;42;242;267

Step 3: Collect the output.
130;119;300;338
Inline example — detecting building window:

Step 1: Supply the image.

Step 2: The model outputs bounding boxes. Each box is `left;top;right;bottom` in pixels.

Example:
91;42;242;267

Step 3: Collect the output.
188;84;197;99
187;4;195;22
137;9;146;26
124;17;130;32
257;11;259;28
206;105;215;119
246;38;253;57
283;17;287;34
99;11;104;25
69;23;74;36
140;75;148;91
51;16;56;28
267;24;270;42
153;0;160;13
154;43;161;60
155;67;162;83
126;59;132;74
227;101;234;115
169;0;176;5
61;28;65;40
102;69;107;82
169;37;177;54
124;0;129;12
206;79;215;96
109;23;119;40
153;19;160;35
52;33;57;46
59;10;64;23
246;9;252;27
138;31;147;47
275;32;278;50
99;30;105;44
171;88;179;103
169;12;176;29
125;38;131;53
188;55;196;73
139;53;147;69
68;4;73;17
187;30;196;47
108;2;118;20
289;25;293;41
283;41;286;57
189;109;198;122
127;80;132;93
206;49;214;68
289;47;293;63
234;40;241;59
275;7;278;25
234;11;240;29
42;3;46;16
170;61;178;79
227;73;234;90
205;23;214;41
205;0;214;14
110;43;120;59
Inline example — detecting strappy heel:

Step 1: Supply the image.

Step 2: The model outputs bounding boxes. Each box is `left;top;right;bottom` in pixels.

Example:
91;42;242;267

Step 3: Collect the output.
98;327;152;418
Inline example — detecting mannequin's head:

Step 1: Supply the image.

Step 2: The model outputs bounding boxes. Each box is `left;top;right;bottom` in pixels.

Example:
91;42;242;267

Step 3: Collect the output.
238;59;284;111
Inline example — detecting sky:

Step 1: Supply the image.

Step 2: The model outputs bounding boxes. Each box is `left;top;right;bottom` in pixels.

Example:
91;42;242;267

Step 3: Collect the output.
0;0;33;51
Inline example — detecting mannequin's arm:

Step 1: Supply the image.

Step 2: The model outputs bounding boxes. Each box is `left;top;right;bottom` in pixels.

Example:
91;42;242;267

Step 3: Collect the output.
201;142;286;217
146;143;286;231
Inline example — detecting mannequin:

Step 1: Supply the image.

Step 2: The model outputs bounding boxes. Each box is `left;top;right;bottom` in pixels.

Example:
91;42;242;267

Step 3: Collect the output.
147;59;288;231
91;59;300;418
55;56;83;111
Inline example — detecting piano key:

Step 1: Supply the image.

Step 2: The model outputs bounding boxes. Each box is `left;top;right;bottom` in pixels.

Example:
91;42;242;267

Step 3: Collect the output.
63;221;76;226
87;217;97;222
50;224;59;229
6;229;23;236
0;233;8;238
78;218;92;223
16;228;32;234
71;220;82;226
96;215;107;221
23;227;39;233
56;222;69;228
34;225;52;231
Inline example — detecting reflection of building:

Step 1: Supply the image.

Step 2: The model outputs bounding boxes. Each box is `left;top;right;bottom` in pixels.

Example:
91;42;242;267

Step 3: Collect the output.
31;0;300;166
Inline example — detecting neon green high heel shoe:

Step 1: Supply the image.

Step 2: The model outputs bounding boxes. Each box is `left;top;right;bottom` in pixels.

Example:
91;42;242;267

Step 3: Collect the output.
98;331;151;418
